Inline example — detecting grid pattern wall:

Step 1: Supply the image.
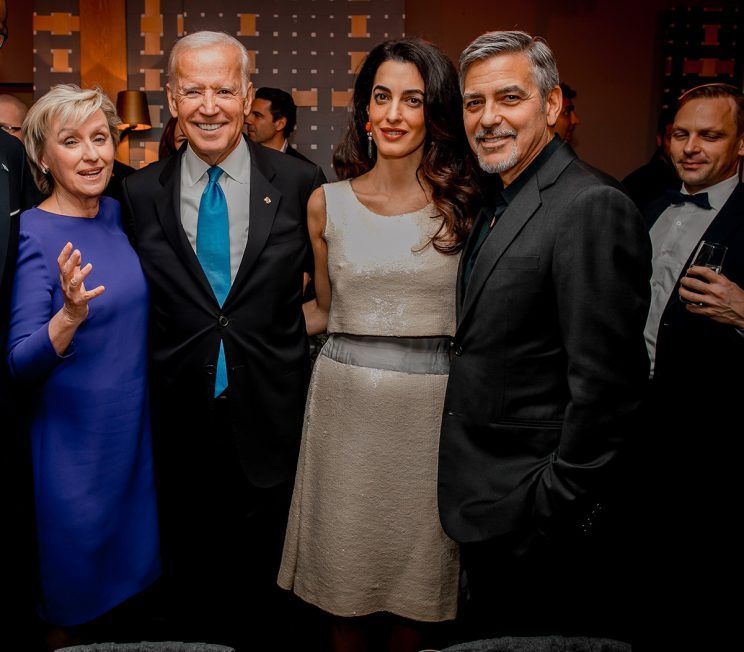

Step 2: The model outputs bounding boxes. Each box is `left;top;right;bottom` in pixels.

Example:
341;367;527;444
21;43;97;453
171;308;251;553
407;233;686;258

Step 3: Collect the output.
32;0;82;93
127;0;405;177
661;4;743;110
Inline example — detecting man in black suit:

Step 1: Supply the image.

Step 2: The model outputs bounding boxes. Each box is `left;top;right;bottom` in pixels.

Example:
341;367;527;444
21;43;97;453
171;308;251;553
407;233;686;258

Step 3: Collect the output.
438;31;651;641
122;31;323;650
246;86;323;167
1;6;42;641
640;83;744;647
623;107;679;211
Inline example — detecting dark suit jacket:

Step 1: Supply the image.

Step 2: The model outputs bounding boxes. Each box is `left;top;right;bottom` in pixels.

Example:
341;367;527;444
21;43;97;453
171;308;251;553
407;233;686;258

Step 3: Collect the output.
1;123;39;649
637;181;744;647
438;142;651;548
1;131;32;313
284;143;319;168
122;138;324;489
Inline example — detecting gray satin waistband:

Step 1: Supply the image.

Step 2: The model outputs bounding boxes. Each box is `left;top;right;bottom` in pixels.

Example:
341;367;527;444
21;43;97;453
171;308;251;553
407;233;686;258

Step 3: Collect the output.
321;333;451;375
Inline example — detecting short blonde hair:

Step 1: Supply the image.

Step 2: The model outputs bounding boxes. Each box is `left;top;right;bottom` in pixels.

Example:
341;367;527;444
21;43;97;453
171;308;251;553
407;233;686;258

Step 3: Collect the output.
23;84;121;195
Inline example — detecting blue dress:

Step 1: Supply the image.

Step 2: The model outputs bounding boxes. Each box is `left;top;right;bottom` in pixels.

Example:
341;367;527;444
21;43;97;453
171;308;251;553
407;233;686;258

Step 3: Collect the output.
6;196;160;626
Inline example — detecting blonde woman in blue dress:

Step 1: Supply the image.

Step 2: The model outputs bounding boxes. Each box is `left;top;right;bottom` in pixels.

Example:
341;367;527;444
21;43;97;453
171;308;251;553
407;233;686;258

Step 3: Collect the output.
278;39;476;651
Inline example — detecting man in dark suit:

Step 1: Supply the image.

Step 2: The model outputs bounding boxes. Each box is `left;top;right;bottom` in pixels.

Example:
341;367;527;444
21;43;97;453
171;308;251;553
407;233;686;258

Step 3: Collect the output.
122;31;323;650
1;67;42;652
438;31;651;641
245;86;323;167
623;107;679;211
640;83;744;647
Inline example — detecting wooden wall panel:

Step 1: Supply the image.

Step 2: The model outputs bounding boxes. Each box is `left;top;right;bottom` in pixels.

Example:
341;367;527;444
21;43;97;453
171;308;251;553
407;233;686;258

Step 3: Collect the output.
79;0;127;104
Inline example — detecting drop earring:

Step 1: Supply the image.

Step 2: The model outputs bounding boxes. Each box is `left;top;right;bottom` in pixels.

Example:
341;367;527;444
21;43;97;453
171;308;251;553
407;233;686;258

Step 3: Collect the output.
365;121;374;159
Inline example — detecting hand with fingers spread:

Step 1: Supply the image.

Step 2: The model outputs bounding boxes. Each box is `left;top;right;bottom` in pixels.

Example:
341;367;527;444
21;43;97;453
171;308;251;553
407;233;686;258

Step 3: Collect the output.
679;265;744;328
48;241;105;355
57;241;105;324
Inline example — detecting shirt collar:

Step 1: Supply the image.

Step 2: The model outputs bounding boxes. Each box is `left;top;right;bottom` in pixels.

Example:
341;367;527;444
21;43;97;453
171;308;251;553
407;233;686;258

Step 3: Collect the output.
183;138;252;187
501;135;562;205
680;169;739;211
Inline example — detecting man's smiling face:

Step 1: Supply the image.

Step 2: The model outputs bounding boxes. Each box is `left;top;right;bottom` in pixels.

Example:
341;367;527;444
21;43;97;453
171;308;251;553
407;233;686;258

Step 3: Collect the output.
167;44;252;166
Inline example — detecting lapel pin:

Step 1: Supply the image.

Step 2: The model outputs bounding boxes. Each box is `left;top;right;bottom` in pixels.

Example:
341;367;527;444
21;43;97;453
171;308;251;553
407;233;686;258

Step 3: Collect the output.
1;163;8;172
264;196;272;204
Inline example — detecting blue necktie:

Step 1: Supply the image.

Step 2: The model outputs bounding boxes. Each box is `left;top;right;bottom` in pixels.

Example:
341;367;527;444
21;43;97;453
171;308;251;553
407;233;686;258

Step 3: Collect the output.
196;166;230;397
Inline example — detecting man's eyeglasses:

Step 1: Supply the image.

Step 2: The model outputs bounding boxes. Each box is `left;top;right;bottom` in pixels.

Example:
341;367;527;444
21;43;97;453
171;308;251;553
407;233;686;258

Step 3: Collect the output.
0;123;22;135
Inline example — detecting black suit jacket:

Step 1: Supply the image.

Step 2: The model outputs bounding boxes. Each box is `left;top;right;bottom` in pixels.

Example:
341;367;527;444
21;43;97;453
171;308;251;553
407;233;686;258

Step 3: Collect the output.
439;142;651;547
1;123;39;649
637;182;744;647
122;138;324;488
284;144;317;167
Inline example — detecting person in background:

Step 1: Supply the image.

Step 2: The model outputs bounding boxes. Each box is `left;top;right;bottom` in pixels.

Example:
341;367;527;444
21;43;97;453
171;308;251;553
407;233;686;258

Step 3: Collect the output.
7;84;160;650
554;82;580;146
0;93;29;141
246;86;321;167
279;38;475;652
1;3;46;646
157;115;187;159
122;31;324;651
623;107;679;211
639;82;744;648
438;31;650;644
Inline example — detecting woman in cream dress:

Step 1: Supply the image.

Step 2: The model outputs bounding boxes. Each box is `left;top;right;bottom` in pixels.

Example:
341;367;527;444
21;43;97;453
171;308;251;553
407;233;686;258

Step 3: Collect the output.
278;39;475;651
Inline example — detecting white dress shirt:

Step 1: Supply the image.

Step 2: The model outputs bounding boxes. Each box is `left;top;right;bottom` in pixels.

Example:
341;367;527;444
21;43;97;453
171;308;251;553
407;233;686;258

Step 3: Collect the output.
180;140;252;283
644;173;739;375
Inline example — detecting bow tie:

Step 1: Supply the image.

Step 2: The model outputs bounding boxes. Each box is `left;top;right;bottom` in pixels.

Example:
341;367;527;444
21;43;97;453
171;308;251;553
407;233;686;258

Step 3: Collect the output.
665;189;712;210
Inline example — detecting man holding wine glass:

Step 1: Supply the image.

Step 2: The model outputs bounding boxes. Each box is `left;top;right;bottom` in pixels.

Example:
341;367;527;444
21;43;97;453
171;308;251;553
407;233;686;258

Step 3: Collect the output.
639;82;744;648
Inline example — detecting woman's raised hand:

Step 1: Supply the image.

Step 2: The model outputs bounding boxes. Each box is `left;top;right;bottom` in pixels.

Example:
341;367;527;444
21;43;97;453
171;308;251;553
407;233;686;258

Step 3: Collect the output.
57;242;105;324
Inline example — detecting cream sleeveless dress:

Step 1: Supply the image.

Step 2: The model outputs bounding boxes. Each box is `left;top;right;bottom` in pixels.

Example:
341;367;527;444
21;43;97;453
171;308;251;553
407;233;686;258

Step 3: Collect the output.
278;180;460;622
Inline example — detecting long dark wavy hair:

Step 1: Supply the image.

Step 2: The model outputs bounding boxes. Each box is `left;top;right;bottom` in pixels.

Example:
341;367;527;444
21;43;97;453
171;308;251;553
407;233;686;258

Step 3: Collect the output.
333;38;476;254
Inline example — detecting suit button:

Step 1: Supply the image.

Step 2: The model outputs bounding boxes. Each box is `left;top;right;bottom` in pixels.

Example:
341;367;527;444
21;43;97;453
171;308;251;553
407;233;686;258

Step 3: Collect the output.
218;315;229;327
454;345;463;356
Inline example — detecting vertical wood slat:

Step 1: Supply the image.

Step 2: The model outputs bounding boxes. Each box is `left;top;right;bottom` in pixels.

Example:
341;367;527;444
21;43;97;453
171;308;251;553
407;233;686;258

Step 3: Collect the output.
79;0;129;162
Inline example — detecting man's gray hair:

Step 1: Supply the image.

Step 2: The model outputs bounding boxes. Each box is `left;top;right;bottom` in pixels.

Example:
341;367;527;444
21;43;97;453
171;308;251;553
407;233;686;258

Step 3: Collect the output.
168;31;252;94
459;31;560;106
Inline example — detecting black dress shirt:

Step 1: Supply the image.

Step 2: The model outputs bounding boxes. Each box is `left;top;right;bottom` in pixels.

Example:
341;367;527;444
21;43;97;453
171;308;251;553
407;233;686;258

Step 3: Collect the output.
463;136;562;290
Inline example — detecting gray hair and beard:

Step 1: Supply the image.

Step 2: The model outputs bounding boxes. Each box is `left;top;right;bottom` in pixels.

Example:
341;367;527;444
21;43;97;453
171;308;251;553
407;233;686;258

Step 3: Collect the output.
474;127;519;173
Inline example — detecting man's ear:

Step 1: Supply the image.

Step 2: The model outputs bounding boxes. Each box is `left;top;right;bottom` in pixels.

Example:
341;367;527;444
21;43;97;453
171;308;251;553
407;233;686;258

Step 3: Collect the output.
275;116;288;135
166;85;178;119
545;85;562;128
244;81;254;118
737;134;744;158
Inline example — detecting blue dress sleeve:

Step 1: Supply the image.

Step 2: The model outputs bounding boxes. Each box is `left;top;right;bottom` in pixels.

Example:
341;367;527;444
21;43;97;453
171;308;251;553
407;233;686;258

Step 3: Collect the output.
6;231;73;384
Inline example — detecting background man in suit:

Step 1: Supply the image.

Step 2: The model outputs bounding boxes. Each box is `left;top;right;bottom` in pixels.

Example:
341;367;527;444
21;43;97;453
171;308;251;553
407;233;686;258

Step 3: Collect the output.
438;31;651;642
246;86;322;167
640;83;744;647
122;31;323;650
554;81;580;146
2;1;43;642
0;93;28;141
623;107;679;211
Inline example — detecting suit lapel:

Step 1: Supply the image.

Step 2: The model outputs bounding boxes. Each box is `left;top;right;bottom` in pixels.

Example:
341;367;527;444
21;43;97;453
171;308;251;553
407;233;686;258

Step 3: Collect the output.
223;140;280;309
699;183;744;247
457;142;575;333
456;204;489;321
458;179;541;330
155;152;215;300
